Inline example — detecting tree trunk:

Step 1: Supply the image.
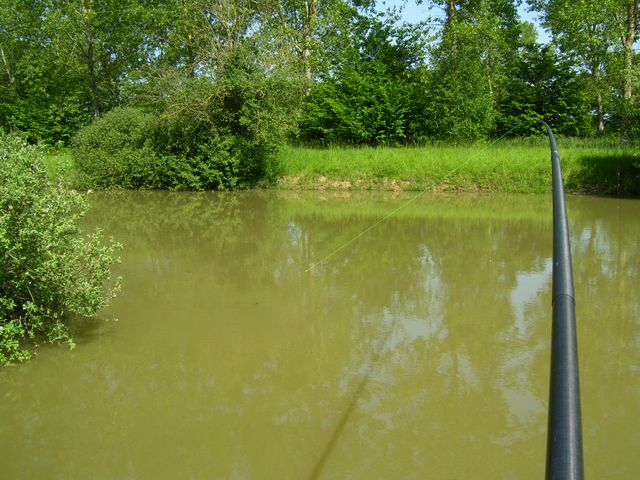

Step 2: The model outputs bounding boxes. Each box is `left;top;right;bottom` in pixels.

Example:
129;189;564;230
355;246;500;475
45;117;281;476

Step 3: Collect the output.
622;0;638;101
86;35;99;118
620;0;637;141
0;45;15;85
78;1;100;118
596;90;605;135
591;61;605;135
446;0;458;27
302;0;318;82
442;0;460;49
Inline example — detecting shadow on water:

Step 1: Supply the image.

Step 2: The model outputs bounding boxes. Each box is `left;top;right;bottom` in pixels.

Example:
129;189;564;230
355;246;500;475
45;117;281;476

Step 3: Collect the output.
307;358;374;480
566;153;640;197
65;314;112;343
308;320;397;480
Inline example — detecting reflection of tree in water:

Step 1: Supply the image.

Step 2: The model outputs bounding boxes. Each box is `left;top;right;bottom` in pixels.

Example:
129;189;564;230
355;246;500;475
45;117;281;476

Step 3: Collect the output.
301;210;556;478
88;193;552;474
567;196;640;476
59;191;640;479
85;191;297;304
75;194;524;473
298;195;639;478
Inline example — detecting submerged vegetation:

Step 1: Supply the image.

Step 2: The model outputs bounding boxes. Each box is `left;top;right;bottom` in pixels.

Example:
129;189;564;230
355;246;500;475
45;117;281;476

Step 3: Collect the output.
0;135;120;365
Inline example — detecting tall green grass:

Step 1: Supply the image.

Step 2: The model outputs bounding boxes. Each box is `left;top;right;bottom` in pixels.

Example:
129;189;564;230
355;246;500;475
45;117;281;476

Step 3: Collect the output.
276;138;640;196
43;148;76;185
41;138;640;196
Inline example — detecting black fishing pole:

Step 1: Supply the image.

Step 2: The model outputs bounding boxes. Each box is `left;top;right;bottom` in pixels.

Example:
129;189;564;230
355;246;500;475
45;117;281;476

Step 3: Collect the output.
540;121;584;480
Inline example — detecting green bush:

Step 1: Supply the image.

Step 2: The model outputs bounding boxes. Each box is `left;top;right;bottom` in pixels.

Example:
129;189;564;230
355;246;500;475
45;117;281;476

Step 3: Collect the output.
72;70;300;190
300;62;422;145
72;107;162;189
0;135;120;365
154;73;293;189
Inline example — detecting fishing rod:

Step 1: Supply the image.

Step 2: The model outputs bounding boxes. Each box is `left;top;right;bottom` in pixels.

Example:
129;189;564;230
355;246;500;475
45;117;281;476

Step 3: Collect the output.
540;121;584;480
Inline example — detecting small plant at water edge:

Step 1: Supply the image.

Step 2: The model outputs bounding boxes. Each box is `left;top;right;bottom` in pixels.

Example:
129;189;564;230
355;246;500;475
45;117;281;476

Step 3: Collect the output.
0;135;120;365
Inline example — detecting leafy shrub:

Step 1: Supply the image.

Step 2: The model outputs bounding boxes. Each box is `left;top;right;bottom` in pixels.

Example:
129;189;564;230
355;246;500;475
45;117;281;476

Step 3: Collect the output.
72;70;300;190
154;73;293;189
0;135;120;365
72;107;162;189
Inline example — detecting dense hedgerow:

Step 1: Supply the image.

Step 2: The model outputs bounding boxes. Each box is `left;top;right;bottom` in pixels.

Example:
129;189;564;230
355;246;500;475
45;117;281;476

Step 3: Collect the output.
0;135;120;365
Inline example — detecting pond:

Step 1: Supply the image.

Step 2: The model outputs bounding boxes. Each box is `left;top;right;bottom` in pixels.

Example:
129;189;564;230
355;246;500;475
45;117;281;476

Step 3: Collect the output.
1;191;639;479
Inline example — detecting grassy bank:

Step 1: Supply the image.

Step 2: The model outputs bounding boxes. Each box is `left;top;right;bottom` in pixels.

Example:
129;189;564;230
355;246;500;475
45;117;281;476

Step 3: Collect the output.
43;138;640;196
275;138;640;196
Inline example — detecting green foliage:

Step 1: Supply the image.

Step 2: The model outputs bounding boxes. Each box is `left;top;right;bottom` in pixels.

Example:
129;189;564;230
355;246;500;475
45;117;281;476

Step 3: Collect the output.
0;1;92;144
0;135;120;365
1;51;90;144
418;0;523;141
300;63;422;144
299;16;428;145
425;43;495;141
495;45;593;137
72;107;161;188
0;0;168;144
2;0;638;149
158;69;300;188
532;0;638;137
73;68;302;190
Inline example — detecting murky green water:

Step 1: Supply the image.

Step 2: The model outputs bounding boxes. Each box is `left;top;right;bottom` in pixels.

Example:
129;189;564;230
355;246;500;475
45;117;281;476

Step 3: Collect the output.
1;191;639;479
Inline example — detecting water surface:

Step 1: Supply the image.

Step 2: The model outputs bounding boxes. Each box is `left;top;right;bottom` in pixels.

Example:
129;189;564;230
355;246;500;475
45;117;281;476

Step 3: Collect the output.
1;191;638;479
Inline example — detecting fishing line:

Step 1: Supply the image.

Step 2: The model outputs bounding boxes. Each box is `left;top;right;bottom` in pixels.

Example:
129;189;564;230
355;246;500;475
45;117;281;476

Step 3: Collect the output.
307;126;519;478
304;126;519;273
307;126;522;479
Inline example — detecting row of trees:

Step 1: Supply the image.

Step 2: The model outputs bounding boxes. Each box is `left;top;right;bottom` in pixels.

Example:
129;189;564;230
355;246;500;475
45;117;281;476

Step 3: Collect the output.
0;0;638;148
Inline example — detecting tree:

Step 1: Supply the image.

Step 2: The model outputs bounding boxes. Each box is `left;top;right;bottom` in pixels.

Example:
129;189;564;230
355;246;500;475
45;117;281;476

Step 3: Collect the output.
47;0;163;118
426;30;496;141
0;0;87;143
72;0;306;189
422;0;521;141
618;0;638;140
299;14;429;144
272;0;320;81
0;0;166;143
530;0;639;137
496;41;592;136
267;0;374;83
